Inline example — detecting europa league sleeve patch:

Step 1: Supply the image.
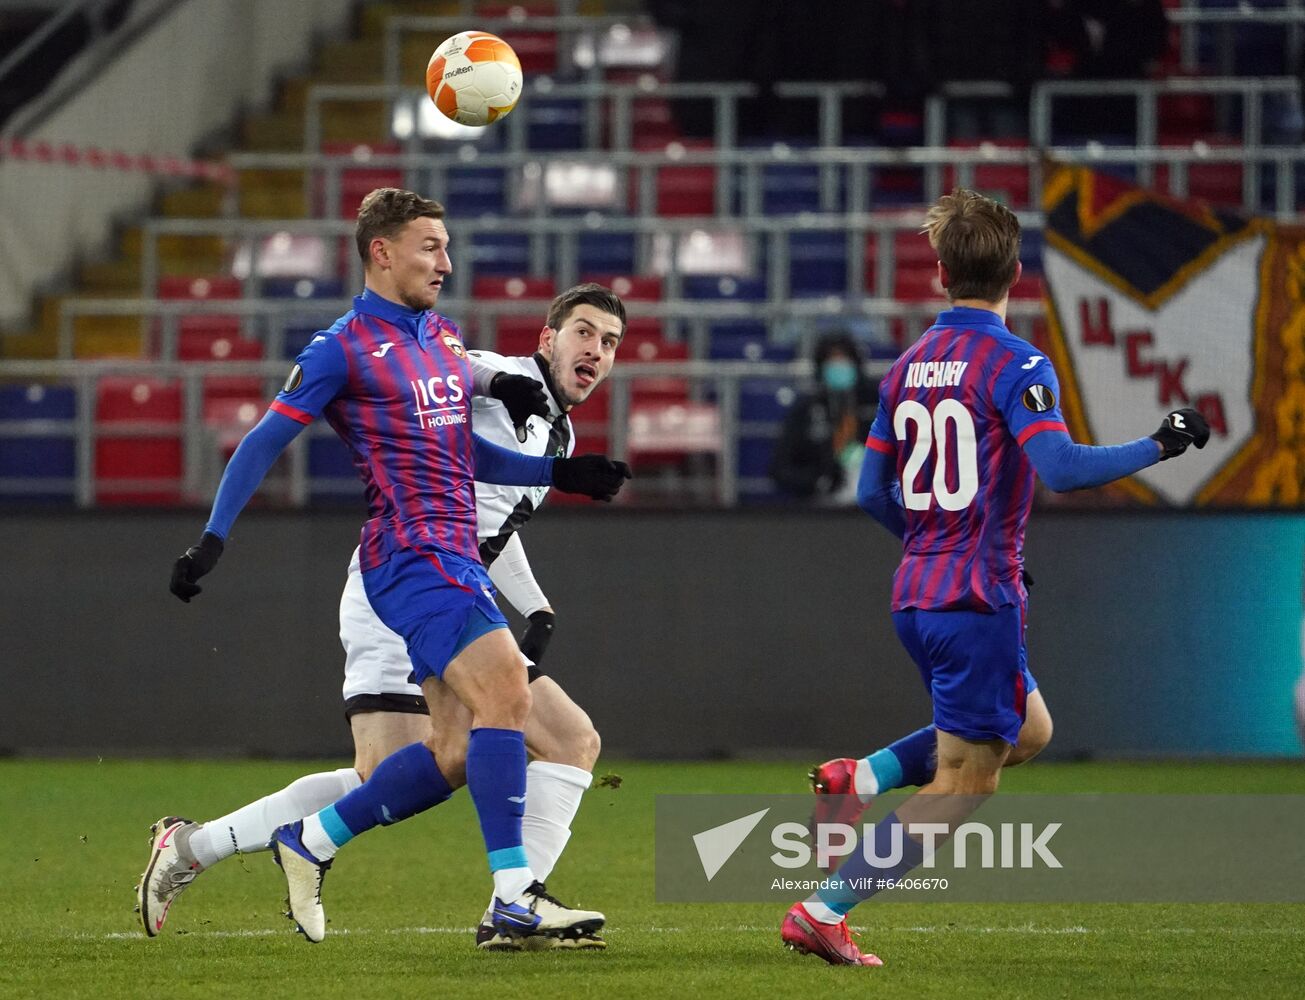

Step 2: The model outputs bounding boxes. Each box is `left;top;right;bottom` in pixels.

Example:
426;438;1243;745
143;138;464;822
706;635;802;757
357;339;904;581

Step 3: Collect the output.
1022;384;1056;413
283;364;303;393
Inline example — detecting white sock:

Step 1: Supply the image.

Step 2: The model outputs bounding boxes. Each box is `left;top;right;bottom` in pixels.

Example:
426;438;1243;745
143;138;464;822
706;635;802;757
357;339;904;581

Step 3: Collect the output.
300;812;345;861
801;898;845;925
853;758;879;802
493;866;535;904
485;762;592;917
193;768;361;867
522;762;592;881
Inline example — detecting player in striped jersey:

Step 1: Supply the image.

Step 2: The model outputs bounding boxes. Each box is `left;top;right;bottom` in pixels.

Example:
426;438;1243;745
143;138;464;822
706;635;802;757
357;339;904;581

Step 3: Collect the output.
157;190;629;946
782;189;1211;966
140;285;622;950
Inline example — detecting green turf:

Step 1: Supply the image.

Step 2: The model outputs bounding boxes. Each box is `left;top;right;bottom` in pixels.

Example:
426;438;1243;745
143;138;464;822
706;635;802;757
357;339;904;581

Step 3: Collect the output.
2;758;1303;999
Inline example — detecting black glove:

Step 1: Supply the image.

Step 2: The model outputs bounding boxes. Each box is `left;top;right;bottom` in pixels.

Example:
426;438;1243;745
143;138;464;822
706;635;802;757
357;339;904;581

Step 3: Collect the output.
519;609;556;665
1150;407;1211;460
551;454;632;502
170;531;225;603
1022;568;1034;590
490;372;550;429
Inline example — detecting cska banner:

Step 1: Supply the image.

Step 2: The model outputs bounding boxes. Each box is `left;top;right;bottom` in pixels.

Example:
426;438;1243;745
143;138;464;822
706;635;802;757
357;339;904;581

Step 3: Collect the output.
1040;162;1305;507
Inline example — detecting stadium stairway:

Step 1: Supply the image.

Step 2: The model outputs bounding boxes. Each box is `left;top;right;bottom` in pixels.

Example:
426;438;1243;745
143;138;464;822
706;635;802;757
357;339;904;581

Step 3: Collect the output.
9;0;641;358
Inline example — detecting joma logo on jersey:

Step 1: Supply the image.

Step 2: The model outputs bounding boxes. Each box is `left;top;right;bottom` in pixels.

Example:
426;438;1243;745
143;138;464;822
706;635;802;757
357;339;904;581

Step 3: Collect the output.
905;360;969;389
410;375;467;429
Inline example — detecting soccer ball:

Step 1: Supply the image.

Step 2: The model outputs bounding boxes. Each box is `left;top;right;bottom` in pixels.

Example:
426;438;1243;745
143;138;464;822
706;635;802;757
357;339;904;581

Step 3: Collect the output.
425;31;523;127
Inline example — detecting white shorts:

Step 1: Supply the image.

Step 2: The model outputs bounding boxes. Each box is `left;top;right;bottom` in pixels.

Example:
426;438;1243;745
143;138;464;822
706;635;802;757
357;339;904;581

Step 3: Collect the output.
339;547;535;705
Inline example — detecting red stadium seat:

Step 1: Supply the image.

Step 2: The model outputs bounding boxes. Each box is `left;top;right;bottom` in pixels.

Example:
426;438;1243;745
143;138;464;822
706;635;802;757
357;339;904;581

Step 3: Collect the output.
177;332;264;362
472;276;557;300
944;139;1031;208
491;315;548;357
581;275;663;300
1007;274;1046;301
894;267;945;303
622;334;689;404
157;275;242;300
94;377;184;505
322;141;404;216
631;138;715;216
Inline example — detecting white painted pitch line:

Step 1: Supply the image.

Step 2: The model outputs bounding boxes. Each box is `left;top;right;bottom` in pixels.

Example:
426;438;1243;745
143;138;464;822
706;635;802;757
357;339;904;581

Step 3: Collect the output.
89;924;1305;942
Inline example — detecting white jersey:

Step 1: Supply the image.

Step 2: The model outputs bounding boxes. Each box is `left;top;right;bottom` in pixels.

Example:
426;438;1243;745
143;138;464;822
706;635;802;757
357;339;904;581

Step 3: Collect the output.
341;351;564;702
467;350;575;562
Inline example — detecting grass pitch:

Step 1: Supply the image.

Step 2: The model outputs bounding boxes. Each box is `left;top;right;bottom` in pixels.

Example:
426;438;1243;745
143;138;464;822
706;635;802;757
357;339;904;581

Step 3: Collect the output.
2;757;1303;999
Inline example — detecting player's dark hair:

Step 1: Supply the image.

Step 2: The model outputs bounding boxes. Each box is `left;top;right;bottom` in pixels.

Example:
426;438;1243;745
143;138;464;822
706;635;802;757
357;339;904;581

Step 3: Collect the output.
923;188;1021;303
355;188;446;267
547;283;627;338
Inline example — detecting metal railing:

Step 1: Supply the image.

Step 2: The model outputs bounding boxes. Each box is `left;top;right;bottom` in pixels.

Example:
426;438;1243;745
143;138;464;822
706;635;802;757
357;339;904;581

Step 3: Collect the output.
0;357;899;508
53;292;1050;363
229;140;1305;227
1171;0;1305;75
132;210;1065;336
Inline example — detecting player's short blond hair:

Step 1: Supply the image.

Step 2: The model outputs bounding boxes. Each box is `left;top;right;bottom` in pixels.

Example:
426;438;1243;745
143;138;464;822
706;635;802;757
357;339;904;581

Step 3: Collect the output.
922;189;1021;303
355;188;446;267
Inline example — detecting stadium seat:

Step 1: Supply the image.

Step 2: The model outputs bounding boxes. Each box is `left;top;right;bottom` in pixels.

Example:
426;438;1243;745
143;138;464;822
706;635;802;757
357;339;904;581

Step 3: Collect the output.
525;98;585;150
635;138;716;216
622;334;689;405
0;384;77;501
308;433;361;502
177;332;264;362
445;166;508;217
262;277;344;299
321;140;404;218
894;267;945;302
94;377;184;505
157;275;242;300
581;275;663;300
708;327;795;362
789;230;847;298
578;232;636;275
763;161;823;215
469;232;531;276
681;275;767;302
490;315;547;356
944;139;1032;208
472;276;557;300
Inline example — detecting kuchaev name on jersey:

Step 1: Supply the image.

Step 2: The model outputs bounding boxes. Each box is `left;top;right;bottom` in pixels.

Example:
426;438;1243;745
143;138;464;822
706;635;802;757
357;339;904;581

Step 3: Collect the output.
905;360;969;389
411;375;467;429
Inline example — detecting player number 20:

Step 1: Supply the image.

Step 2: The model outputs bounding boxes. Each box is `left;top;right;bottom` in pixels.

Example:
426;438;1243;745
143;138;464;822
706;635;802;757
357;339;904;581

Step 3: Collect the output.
893;399;979;511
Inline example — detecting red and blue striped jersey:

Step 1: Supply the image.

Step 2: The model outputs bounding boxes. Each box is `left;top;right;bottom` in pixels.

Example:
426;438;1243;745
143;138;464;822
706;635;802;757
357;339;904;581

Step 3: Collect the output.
867;306;1068;612
270;289;479;571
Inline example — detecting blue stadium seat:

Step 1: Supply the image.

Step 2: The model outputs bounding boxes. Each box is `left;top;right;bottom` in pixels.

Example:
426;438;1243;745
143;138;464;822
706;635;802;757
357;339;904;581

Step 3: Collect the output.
262;277;345;299
308;434;360;501
468;232;531;276
444;167;508;216
0;384;77;501
526;98;585;150
736;437;781;503
1020;228;1045;275
763;162;823;214
281;324;321;360
708;326;795;362
681;275;767;301
789;231;847;297
578;232;636;275
739;379;796;422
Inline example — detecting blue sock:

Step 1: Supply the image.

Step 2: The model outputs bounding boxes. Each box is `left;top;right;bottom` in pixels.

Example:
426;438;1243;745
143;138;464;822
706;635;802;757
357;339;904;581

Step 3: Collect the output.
307;742;452;856
813;810;927;916
862;726;936;793
466;727;530;884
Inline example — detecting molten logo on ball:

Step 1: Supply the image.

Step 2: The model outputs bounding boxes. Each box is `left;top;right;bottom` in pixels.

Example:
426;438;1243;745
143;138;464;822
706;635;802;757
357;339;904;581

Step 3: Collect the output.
426;31;523;127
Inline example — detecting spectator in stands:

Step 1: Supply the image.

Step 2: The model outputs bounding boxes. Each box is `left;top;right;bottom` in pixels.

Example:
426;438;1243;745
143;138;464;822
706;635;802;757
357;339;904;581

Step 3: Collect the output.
770;332;879;505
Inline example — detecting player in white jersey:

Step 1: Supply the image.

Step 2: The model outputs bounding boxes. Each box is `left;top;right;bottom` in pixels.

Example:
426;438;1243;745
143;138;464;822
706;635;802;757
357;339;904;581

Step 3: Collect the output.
139;284;625;949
